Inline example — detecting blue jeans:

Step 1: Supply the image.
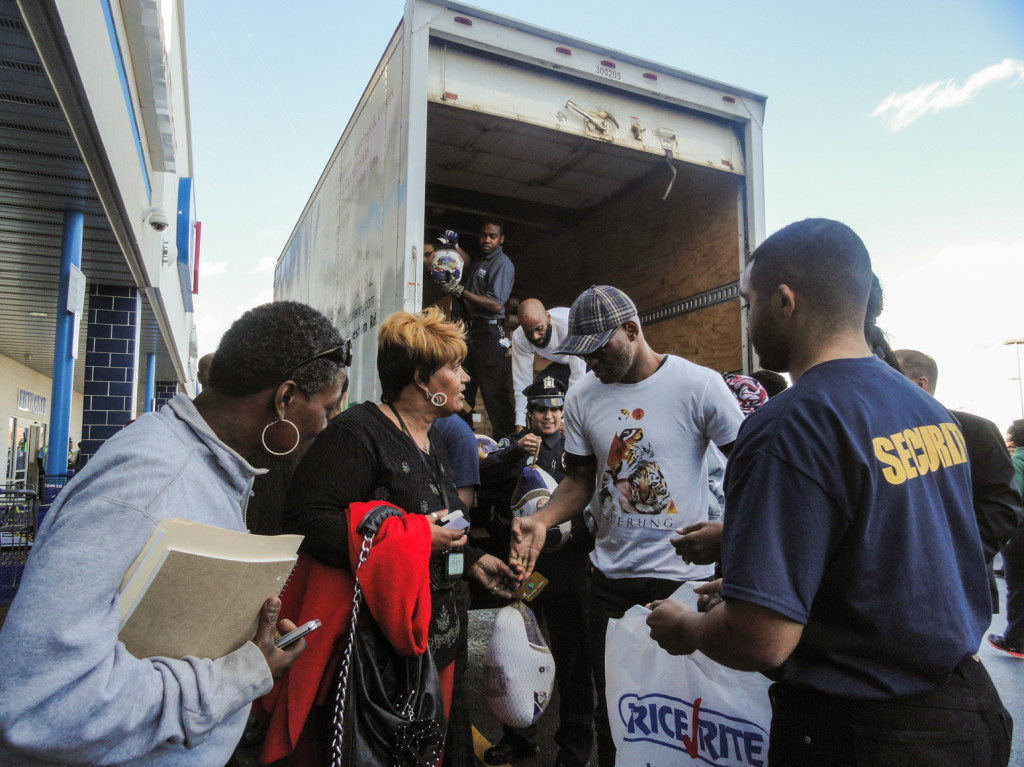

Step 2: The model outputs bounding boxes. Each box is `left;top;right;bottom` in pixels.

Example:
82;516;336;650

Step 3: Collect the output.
768;656;1012;766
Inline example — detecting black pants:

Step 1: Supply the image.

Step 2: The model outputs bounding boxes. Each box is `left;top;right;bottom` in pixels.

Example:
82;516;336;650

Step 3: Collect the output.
588;567;688;767
768;656;1012;766
463;324;514;439
442;581;473;767
1002;519;1024;646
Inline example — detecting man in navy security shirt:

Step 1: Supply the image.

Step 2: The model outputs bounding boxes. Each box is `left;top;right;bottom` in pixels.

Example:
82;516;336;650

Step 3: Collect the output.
646;219;1011;766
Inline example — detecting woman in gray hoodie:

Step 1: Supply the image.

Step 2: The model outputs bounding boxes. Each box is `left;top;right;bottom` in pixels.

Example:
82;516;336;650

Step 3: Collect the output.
0;301;348;766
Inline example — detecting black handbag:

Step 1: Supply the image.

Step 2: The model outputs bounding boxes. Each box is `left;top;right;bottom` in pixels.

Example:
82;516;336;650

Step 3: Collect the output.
330;505;446;767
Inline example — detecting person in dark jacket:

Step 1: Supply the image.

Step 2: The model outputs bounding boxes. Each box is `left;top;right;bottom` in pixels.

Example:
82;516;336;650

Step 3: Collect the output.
894;348;1021;615
480;374;594;767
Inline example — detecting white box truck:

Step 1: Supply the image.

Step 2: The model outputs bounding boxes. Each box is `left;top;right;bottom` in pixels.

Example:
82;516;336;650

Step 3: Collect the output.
275;0;766;405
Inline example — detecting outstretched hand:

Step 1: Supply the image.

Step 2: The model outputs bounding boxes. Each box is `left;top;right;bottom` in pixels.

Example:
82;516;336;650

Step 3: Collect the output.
510;515;548;582
469;554;518;598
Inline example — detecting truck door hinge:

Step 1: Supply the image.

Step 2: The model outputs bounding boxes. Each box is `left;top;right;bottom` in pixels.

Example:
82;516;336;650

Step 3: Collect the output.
565;100;619;138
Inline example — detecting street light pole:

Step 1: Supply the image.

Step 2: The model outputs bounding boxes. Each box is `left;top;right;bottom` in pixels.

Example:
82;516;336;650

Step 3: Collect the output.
1004;339;1024;418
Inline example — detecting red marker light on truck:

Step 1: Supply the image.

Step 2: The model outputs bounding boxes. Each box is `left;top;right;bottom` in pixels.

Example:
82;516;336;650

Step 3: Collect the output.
453;16;472;26
555;47;572;55
722;95;736;104
643;72;658;81
601;60;616;68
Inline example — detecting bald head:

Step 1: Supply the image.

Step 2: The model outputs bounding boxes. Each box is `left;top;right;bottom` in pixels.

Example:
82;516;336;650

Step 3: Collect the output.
197;353;215;388
893;349;937;395
518;299;553;347
518;299;546;326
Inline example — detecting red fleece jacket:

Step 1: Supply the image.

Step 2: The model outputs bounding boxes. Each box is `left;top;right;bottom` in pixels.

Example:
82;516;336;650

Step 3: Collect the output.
260;501;432;763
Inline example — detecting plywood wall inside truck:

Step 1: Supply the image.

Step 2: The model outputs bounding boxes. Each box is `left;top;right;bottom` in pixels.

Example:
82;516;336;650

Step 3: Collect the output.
511;161;743;371
514;161;741;308
640;300;742;373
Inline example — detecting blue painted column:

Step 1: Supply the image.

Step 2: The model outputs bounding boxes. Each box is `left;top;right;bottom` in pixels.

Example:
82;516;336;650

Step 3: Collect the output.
144;353;155;412
45;211;83;477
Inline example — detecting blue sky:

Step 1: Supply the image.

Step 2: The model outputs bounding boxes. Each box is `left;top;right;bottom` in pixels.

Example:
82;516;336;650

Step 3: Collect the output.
185;0;1024;428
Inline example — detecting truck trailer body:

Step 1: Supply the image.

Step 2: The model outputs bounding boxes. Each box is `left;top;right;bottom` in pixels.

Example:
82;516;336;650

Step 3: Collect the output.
275;0;767;405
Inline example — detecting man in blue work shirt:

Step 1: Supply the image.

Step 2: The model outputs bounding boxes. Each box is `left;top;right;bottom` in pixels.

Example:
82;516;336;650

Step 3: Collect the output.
440;219;515;438
646;218;1012;766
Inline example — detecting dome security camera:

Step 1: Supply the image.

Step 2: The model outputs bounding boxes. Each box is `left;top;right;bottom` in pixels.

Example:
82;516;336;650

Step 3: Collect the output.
144;207;169;232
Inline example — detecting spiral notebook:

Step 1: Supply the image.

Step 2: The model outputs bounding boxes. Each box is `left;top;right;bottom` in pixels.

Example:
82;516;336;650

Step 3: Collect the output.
117;519;302;660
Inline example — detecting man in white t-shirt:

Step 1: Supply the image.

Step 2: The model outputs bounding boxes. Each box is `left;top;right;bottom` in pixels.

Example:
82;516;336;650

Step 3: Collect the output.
510;285;743;767
511;299;587;429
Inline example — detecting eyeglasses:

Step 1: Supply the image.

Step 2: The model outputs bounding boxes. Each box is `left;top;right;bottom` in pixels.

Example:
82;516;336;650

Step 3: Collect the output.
282;339;353;378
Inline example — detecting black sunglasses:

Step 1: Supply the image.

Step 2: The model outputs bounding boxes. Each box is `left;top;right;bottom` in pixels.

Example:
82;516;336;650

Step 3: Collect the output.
282;339;353;378
585;327;622;361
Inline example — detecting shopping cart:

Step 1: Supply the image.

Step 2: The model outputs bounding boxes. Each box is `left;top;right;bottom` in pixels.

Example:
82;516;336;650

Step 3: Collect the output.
38;472;73;530
0;486;38;606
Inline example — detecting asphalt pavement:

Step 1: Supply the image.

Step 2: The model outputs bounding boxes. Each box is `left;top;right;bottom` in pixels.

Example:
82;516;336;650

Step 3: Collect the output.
466;566;1024;767
234;568;1023;766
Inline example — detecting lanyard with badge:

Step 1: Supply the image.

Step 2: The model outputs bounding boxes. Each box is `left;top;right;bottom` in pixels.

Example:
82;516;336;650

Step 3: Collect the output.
387;403;464;580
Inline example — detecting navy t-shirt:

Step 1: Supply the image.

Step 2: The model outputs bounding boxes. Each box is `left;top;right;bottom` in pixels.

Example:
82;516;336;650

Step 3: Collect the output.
431;414;480;489
721;356;989;699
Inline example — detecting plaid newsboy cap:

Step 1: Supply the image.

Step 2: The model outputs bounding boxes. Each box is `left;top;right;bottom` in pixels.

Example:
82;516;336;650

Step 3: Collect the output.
555;285;637;356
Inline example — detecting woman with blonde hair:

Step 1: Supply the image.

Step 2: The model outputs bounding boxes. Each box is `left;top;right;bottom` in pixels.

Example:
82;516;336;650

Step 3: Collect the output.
275;307;515;763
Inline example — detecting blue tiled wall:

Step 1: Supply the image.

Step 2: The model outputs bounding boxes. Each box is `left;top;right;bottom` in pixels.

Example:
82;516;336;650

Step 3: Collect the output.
80;284;140;467
153;381;178;411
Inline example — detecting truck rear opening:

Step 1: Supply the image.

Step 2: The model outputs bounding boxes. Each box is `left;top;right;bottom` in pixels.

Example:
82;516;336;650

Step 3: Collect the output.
422;35;758;373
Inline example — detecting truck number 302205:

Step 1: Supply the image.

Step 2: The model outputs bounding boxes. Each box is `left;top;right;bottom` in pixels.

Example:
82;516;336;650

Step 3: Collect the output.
595;65;621;81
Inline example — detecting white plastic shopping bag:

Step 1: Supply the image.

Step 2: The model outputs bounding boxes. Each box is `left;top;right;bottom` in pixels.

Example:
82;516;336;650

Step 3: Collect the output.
483;601;556;728
605;584;771;767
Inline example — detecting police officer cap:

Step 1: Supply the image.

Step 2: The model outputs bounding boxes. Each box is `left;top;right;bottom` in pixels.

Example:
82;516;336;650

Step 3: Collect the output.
524;374;565;409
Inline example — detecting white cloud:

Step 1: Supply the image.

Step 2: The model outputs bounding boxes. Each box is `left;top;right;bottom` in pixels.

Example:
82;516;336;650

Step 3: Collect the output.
201;260;228;277
251;255;277;274
872;58;1024;132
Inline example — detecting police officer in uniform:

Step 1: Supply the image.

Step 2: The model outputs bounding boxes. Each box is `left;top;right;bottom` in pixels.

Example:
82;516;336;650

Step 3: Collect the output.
480;375;594;767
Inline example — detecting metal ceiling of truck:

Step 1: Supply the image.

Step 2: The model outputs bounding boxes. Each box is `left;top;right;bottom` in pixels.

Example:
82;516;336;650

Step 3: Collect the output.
426;102;656;211
0;1;177;397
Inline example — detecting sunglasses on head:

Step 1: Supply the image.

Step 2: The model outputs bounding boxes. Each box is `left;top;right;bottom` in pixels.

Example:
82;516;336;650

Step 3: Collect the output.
282;339;353;378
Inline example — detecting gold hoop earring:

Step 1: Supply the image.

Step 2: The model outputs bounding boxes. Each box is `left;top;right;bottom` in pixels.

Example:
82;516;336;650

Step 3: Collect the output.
262;418;300;456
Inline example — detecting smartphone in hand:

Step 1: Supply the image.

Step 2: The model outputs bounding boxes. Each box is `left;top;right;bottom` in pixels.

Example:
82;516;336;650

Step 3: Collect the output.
438;510;470;530
275;618;322;649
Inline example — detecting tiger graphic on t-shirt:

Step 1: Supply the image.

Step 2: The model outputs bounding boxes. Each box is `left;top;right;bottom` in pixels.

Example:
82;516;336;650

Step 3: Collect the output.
601;421;678;515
